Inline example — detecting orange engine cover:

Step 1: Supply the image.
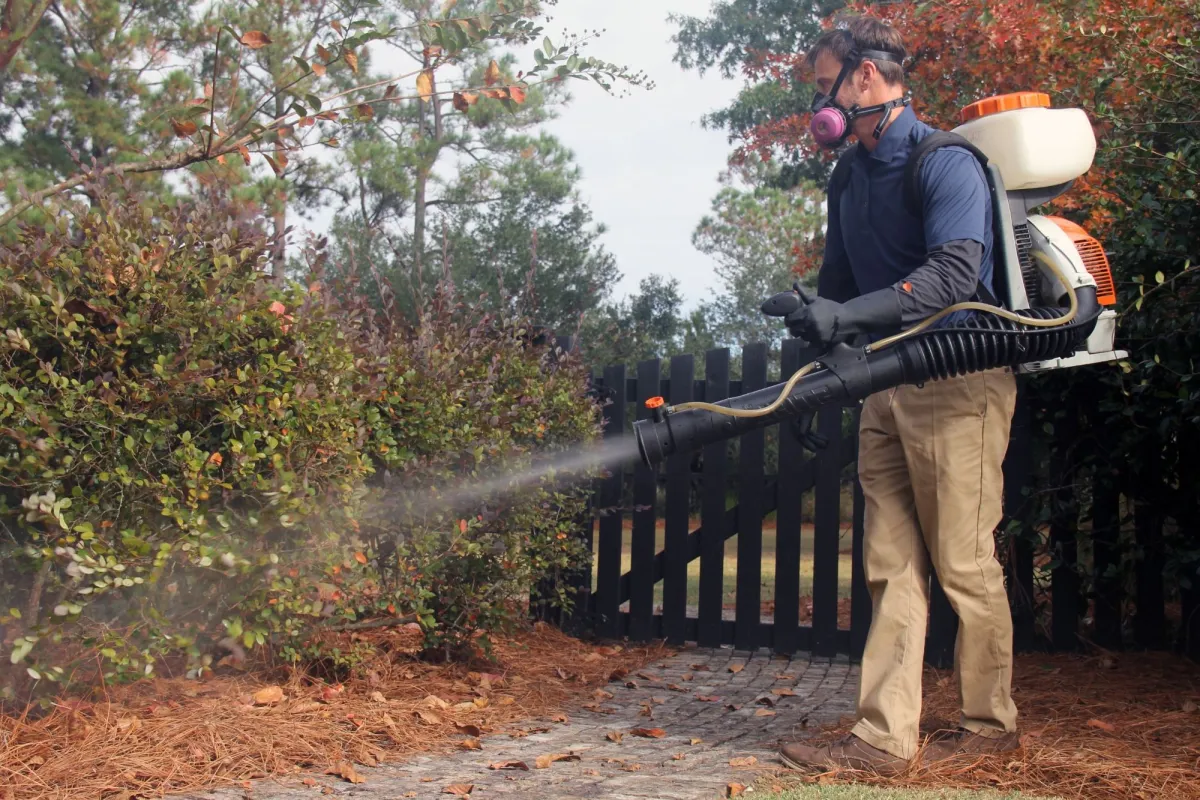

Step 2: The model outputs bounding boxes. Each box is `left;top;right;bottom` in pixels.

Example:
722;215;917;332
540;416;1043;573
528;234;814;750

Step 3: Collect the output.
1044;216;1117;306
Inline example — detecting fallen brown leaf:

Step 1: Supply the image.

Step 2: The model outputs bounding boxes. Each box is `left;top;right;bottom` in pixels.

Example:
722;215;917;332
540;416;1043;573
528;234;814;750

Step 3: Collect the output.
672;752;686;760
756;709;776;717
728;664;745;674
370;691;387;703
425;695;450;710
695;694;720;702
727;783;747;797
1184;699;1199;713
593;689;614;700
416;709;443;725
668;684;686;692
488;760;529;771
775;673;796;680
325;761;365;784
1088;718;1117;732
443;784;473;796
584;652;603;662
535;752;580;769
607;731;623;743
691;738;703;745
460;738;481;750
637;671;660;681
730;756;758;767
552;714;568;723
681;673;694;681
772;687;797;697
253;686;284;705
630;727;666;738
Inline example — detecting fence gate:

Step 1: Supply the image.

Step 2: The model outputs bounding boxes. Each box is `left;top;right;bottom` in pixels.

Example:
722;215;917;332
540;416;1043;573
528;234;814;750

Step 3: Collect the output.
561;340;874;659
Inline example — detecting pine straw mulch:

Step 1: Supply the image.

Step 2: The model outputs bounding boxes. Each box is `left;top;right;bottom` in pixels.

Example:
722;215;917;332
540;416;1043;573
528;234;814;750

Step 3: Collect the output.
763;649;1200;800
0;623;671;800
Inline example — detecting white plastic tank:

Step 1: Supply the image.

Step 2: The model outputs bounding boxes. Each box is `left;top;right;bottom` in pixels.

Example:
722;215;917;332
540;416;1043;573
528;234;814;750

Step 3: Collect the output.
951;92;1097;191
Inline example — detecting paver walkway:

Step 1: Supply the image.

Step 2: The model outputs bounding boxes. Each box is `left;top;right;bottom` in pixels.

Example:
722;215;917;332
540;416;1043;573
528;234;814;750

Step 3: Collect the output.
185;647;859;800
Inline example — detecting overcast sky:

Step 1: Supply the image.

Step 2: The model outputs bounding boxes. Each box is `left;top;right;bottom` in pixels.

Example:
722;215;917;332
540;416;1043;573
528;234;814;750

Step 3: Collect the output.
297;1;747;312
530;2;746;309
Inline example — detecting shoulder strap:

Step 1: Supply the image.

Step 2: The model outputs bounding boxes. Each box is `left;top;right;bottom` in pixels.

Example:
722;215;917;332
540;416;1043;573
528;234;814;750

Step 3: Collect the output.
903;131;991;219
903;131;1002;307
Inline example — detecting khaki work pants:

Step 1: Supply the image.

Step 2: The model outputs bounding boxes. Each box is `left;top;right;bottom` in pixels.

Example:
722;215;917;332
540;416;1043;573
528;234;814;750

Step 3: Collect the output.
850;368;1019;760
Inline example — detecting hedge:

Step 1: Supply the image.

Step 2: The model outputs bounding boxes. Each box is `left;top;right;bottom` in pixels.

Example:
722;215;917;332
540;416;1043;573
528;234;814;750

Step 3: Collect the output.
0;181;601;700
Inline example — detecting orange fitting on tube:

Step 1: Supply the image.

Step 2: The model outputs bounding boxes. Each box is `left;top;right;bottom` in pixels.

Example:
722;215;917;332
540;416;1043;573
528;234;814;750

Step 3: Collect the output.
645;396;665;410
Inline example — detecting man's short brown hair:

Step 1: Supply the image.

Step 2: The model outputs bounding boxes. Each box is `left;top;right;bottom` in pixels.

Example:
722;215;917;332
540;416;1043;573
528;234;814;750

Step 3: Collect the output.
805;16;907;87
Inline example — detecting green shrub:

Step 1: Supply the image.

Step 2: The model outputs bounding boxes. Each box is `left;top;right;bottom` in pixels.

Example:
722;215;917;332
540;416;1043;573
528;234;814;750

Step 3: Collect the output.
0;181;601;698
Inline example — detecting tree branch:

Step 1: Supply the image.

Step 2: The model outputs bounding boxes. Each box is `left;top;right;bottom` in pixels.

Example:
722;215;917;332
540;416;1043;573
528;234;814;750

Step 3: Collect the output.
0;0;54;73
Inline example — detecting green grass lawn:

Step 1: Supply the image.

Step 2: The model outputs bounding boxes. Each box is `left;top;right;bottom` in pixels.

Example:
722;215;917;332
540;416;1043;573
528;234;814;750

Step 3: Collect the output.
752;787;1058;800
590;520;856;614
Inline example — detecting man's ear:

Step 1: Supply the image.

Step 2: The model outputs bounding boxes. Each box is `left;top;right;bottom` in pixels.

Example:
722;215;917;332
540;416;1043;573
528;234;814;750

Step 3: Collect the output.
857;60;875;91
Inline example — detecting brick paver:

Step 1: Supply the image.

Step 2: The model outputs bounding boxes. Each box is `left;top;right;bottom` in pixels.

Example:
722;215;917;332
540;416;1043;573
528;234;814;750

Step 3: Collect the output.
181;646;859;800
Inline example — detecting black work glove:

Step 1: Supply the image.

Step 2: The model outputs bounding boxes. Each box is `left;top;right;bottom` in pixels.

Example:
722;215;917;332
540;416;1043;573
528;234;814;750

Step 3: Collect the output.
790;409;829;453
785;286;903;349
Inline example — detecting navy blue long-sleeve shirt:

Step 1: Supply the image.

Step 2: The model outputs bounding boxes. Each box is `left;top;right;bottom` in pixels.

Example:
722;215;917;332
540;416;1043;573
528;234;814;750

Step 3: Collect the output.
817;105;994;329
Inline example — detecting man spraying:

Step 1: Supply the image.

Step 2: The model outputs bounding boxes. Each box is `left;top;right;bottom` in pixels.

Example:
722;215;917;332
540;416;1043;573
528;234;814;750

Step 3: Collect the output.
777;16;1022;775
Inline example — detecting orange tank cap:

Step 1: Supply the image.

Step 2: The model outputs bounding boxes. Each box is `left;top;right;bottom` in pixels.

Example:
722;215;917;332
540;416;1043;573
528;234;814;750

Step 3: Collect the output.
645;396;665;409
960;92;1051;123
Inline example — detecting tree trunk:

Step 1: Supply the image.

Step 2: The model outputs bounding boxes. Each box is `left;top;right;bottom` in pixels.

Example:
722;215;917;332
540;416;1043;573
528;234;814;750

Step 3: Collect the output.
271;0;288;285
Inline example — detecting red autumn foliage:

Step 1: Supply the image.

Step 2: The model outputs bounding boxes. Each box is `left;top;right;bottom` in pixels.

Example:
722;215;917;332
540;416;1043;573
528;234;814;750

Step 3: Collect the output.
736;0;1194;276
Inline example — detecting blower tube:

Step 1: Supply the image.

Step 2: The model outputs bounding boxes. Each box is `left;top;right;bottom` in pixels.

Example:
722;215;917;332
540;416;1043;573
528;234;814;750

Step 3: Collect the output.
633;285;1101;468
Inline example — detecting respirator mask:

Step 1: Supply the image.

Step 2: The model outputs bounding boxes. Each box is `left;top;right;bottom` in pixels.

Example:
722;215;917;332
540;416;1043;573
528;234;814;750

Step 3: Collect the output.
810;46;910;149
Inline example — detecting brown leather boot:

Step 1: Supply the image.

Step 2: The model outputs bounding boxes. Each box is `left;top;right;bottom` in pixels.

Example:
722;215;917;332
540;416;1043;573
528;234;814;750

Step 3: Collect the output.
778;734;910;776
922;728;1021;763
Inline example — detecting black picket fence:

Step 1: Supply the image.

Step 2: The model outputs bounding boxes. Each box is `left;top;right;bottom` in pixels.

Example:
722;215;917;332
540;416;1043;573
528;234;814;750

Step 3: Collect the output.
534;337;1199;664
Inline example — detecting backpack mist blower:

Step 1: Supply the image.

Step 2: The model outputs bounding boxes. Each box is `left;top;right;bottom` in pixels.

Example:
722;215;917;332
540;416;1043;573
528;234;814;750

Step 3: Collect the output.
633;92;1126;468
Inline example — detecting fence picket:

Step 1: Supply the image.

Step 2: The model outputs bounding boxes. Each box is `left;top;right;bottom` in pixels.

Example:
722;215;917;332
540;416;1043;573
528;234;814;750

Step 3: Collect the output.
735;343;768;650
629;359;661;641
595;364;626;639
812;404;844;657
699;348;730;648
926;575;957;669
1134;499;1166;648
663;355;694;645
850;407;871;660
773;340;805;655
1091;469;1123;650
1002;382;1038;651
